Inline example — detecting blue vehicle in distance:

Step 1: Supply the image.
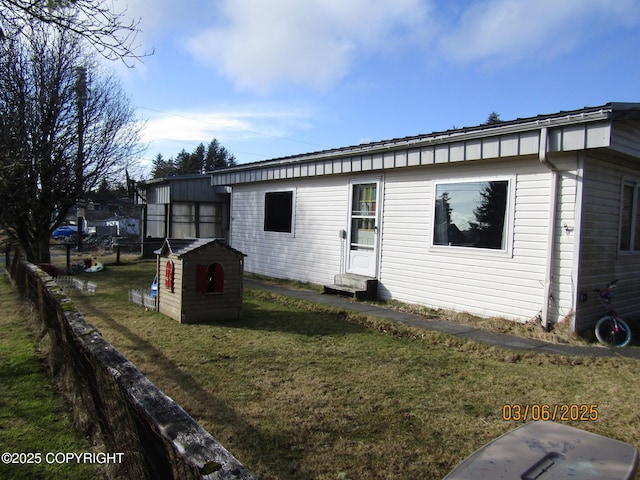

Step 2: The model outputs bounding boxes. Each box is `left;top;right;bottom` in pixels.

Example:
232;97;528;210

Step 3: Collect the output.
52;225;78;239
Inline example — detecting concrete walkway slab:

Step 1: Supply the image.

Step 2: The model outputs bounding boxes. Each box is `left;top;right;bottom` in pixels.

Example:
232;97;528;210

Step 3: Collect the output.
245;279;640;359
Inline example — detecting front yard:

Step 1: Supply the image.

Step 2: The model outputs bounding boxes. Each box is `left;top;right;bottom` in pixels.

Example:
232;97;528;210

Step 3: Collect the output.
43;257;640;479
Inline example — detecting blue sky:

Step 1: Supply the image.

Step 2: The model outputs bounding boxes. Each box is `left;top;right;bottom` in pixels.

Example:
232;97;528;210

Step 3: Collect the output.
115;0;640;177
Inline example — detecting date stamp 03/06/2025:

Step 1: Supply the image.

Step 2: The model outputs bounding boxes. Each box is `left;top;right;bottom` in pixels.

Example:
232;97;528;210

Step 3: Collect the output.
502;404;599;422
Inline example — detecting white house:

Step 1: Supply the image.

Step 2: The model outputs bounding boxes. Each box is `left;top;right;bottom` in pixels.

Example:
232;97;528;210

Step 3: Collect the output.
105;216;140;236
210;103;640;333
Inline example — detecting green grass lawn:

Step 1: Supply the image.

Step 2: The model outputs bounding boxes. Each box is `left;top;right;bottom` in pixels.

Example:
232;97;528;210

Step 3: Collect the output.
0;278;99;480
21;257;640;479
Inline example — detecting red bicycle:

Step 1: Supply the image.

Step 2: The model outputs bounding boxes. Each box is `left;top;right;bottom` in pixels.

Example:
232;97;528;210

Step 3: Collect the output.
594;280;632;347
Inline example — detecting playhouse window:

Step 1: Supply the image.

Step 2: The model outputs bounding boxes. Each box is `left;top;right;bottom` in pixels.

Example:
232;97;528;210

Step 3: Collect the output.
197;263;224;293
433;179;510;250
620;182;640;252
165;260;175;292
207;263;224;293
264;191;293;233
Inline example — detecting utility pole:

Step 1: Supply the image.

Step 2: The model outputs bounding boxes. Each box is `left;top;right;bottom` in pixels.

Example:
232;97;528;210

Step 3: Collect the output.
75;66;87;252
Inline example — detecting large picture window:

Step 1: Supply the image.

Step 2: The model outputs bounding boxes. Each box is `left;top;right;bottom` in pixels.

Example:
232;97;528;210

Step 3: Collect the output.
264;191;293;233
433;180;510;250
172;203;196;238
146;203;166;238
199;203;223;238
620;182;640;252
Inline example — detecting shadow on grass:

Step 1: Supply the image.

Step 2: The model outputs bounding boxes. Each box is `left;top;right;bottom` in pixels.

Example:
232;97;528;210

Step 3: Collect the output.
218;300;370;337
70;283;394;478
73;301;289;478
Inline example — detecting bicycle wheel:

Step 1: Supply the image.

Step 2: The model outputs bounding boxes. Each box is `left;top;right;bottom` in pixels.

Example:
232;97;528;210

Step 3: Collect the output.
595;316;632;347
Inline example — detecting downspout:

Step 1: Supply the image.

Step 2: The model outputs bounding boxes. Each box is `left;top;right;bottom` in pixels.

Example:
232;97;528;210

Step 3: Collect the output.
539;127;558;331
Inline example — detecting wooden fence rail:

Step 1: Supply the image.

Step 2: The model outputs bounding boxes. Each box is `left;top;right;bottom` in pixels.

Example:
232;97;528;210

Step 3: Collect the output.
4;245;255;480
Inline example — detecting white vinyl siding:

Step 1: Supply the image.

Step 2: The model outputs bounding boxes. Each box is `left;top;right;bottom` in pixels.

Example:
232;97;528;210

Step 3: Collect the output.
548;157;580;326
231;177;347;285
576;155;640;329
230;157;582;324
378;159;560;321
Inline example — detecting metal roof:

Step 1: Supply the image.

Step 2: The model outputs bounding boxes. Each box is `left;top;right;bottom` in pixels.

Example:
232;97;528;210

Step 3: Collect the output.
210;102;640;186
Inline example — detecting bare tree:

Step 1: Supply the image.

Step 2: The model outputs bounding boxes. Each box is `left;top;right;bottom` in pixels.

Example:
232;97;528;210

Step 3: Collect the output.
0;0;149;65
0;22;142;263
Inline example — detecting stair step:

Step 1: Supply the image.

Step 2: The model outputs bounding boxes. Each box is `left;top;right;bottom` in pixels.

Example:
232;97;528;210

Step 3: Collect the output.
334;273;375;290
323;274;378;300
323;284;369;300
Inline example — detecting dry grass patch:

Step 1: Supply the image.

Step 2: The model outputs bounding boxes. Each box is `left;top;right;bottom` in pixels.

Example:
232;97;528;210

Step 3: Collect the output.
58;259;640;480
375;299;593;346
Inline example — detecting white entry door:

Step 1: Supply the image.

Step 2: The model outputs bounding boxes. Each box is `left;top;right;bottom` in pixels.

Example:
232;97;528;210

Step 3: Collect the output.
346;181;380;277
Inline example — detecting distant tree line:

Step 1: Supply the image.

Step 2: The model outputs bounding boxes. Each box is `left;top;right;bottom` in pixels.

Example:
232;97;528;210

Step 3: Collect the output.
150;139;237;178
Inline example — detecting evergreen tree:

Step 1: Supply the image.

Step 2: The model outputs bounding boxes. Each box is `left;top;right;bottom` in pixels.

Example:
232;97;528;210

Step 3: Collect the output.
192;143;206;173
174;149;196;174
434;192;452;245
150;153;175;178
205;139;237;171
468;181;508;249
484;111;503;125
150;138;237;178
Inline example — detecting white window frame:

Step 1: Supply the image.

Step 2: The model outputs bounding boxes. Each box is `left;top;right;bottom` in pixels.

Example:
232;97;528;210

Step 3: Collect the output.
430;176;515;257
263;189;296;237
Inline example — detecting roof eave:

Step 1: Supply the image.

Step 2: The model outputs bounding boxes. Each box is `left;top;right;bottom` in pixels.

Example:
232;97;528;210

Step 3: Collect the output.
215;104;617;175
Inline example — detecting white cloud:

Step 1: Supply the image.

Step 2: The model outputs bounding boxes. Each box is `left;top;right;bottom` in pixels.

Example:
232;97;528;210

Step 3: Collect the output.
120;0;195;38
184;0;429;93
121;0;640;92
139;107;314;148
438;0;640;65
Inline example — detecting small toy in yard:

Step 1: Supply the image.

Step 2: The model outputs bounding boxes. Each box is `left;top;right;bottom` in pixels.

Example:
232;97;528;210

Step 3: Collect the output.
150;274;158;298
84;257;104;273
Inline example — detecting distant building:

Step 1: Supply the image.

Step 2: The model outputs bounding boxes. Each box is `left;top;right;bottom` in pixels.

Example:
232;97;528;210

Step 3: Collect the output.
136;175;230;257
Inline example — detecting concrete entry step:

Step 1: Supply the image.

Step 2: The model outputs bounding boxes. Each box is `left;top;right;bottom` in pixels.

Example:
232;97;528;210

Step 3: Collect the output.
323;274;378;300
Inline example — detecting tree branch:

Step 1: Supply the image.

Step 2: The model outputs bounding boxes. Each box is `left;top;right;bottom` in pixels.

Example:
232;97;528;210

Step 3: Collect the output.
0;0;152;66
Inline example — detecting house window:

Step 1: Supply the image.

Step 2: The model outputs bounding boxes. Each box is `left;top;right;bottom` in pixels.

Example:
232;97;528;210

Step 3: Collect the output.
620;182;640;252
264;191;293;233
433;179;510;250
172;203;196;238
199;203;223;238
146;203;165;238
